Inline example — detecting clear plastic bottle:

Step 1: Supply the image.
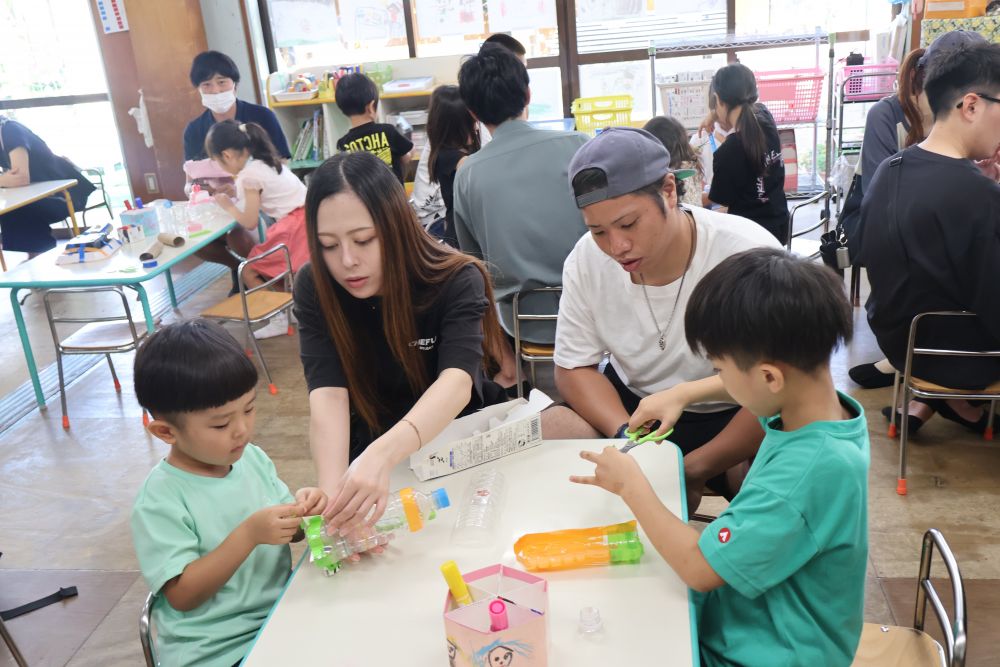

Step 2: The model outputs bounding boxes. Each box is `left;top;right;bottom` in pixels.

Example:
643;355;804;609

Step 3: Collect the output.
302;516;395;576
373;487;451;533
452;469;506;547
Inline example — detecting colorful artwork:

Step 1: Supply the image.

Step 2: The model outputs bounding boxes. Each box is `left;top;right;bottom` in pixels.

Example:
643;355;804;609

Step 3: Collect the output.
486;0;556;32
473;639;533;667
417;0;484;38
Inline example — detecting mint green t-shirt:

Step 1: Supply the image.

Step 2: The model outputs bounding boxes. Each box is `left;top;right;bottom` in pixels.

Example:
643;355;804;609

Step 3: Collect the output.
130;444;294;667
694;392;869;667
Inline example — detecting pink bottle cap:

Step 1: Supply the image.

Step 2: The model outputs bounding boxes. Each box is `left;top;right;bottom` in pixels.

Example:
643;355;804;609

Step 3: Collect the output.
488;598;508;632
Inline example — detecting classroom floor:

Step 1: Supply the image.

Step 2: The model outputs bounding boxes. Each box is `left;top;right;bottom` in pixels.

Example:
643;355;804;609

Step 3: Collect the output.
1;229;998;666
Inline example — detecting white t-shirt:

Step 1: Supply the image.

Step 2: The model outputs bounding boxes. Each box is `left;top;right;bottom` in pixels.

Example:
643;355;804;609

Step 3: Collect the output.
555;205;781;411
411;143;445;228
235;157;306;221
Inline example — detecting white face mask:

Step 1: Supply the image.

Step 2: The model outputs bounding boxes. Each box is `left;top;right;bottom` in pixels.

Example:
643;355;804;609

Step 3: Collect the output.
201;90;236;114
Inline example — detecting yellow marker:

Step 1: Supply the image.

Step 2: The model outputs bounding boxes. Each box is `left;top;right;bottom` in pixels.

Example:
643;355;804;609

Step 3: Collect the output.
440;560;472;606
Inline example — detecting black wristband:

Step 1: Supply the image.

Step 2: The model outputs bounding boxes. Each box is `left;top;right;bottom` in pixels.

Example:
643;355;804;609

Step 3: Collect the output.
614;423;629;439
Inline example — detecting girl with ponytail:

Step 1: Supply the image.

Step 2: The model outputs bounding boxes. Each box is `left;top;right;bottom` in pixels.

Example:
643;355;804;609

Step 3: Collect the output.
706;63;789;243
206;120;309;318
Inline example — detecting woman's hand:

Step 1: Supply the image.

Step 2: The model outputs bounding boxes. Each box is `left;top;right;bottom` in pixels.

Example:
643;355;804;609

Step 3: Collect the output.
627;387;686;438
322;441;393;534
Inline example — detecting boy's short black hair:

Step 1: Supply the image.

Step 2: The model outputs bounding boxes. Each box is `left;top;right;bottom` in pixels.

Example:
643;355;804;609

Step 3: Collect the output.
133;319;258;420
335;72;380;117
190;51;241;88
924;41;1000;118
483;33;526;56
685;248;853;372
458;44;529;126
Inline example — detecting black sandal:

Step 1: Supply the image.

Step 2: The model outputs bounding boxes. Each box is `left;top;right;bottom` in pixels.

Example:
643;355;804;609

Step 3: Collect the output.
881;406;927;436
934;401;990;434
849;362;896;389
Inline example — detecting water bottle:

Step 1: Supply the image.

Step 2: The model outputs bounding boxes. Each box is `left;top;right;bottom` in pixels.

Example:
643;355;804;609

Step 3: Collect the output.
373;487;451;533
452;469;506;547
302;515;395;576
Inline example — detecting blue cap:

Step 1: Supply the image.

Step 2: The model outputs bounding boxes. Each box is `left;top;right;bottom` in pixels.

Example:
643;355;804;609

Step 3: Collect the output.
163;200;173;209
432;488;450;509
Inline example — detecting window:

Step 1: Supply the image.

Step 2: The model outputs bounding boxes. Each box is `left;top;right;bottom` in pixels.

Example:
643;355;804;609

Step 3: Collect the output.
267;0;409;70
576;0;727;55
526;66;563;120
411;0;558;58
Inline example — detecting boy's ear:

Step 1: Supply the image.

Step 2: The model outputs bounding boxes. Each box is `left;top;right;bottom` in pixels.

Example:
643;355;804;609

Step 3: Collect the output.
759;363;785;394
661;173;679;209
367;99;378;115
146;418;180;446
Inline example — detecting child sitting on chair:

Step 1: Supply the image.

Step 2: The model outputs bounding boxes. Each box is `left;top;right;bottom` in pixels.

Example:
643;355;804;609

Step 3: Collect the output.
571;248;869;667
130;319;325;667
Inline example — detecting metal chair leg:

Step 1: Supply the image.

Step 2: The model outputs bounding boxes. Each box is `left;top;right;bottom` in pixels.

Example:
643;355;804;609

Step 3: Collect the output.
247;322;277;395
55;350;69;430
897;383;909;496
986;400;996;441
0;616;28;667
529;360;537;387
889;372;901;438
106;353;121;392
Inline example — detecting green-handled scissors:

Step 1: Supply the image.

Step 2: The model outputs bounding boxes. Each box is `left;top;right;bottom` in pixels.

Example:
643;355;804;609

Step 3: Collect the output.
619;421;674;454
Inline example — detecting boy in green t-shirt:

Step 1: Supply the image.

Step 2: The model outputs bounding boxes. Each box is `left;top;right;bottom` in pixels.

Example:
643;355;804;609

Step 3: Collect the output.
130;320;326;667
571;248;869;667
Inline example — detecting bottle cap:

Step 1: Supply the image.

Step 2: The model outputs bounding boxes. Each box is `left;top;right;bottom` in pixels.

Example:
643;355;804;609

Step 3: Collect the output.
163;200;173;209
579;606;603;633
142;259;158;269
432;487;451;509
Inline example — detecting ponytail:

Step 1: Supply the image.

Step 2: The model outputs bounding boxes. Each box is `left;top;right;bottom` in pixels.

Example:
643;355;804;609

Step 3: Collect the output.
205;120;283;174
712;63;769;177
897;48;927;148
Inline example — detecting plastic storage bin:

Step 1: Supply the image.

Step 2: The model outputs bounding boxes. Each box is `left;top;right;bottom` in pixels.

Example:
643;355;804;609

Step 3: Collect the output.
755;68;825;124
571;95;633;135
837;59;898;102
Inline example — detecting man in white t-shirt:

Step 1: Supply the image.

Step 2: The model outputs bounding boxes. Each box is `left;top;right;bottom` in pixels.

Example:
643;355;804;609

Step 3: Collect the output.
555;127;781;507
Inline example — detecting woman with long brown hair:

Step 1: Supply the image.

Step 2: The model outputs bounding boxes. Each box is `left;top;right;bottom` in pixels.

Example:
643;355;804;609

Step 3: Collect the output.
294;151;595;532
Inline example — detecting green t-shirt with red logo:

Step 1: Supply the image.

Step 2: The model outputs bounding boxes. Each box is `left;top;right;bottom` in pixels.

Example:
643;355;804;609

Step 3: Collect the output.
694;392;869;667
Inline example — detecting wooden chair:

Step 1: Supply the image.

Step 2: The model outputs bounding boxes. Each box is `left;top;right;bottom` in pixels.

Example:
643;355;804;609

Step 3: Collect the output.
200;244;295;395
851;528;966;667
512;287;561;399
42;286;149;430
887;311;1000;495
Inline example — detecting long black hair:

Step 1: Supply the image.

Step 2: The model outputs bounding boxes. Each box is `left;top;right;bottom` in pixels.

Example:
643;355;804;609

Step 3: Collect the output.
426;85;480;183
205;120;283;174
712;63;768;176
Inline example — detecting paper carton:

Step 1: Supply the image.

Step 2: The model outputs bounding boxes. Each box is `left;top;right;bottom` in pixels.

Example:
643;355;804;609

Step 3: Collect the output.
409;390;553;481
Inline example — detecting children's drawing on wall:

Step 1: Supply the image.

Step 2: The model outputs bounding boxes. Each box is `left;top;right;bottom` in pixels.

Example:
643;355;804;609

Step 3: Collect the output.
270;0;339;47
576;0;643;22
415;0;484;39
473;639;533;667
486;0;556;32
339;0;405;43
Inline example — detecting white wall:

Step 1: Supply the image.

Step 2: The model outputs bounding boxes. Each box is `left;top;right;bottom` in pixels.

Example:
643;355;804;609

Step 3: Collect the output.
199;0;258;103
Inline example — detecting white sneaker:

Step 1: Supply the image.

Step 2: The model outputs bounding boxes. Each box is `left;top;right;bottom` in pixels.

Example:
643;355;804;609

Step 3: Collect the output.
253;312;289;340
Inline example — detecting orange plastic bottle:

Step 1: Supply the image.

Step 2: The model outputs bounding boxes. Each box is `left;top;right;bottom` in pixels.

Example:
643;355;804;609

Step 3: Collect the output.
514;520;645;572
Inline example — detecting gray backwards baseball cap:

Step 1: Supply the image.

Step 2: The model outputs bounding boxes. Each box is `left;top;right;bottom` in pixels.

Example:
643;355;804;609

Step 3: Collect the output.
568;126;697;209
918;30;989;69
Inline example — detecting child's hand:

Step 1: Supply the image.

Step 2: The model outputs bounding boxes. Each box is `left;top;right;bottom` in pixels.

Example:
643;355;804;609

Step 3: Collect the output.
627;388;684;438
295;487;327;517
213;192;234;209
243;504;302;545
570;445;645;497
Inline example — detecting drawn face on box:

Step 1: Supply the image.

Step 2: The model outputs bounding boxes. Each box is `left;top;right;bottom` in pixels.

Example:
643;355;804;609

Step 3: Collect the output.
447;638;458;667
487;646;514;667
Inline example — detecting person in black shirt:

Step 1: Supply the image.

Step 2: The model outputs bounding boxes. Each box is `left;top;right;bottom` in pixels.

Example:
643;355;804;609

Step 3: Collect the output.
294;152;596;535
707;64;789;244
426;85;480;247
334;73;413;183
0;116;94;255
861;41;1000;434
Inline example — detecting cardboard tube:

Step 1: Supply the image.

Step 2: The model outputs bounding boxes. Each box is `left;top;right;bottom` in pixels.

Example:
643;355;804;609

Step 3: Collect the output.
139;241;164;262
157;232;186;247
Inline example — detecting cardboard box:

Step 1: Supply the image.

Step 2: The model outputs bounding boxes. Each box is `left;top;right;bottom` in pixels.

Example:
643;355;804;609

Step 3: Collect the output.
409;390;553;481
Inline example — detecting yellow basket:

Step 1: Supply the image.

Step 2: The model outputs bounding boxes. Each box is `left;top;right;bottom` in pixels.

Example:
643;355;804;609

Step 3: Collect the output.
571;95;633;135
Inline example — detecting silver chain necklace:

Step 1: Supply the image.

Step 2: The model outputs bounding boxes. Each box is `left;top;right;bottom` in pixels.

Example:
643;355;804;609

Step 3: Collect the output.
638;214;697;352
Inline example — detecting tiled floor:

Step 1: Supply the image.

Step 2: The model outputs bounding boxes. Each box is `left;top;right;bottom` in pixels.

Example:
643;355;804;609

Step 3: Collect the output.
1;253;998;665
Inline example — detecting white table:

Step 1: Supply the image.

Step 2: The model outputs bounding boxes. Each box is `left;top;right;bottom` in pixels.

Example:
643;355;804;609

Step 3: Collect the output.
0;179;82;270
243;440;697;666
0;205;235;407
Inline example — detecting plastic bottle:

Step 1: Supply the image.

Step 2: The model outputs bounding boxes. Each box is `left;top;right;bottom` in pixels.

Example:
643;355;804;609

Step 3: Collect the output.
452;469;506;547
513;520;644;572
373;486;451;533
302;515;394;576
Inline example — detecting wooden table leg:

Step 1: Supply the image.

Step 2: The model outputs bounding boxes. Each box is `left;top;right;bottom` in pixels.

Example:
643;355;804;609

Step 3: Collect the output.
62;189;80;235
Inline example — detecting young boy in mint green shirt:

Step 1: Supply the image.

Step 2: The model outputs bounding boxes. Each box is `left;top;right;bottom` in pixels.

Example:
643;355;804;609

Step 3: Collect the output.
572;248;869;667
130;320;326;667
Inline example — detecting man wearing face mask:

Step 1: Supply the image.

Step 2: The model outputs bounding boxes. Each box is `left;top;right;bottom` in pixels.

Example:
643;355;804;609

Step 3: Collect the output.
183;51;291;162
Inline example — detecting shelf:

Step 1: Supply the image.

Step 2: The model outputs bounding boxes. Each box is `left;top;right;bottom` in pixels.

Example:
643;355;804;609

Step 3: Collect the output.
269;96;335;109
649;32;829;56
289;159;324;170
381;89;435;99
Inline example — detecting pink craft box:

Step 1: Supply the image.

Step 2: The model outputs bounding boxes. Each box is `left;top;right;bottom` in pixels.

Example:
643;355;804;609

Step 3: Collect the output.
443;564;549;667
